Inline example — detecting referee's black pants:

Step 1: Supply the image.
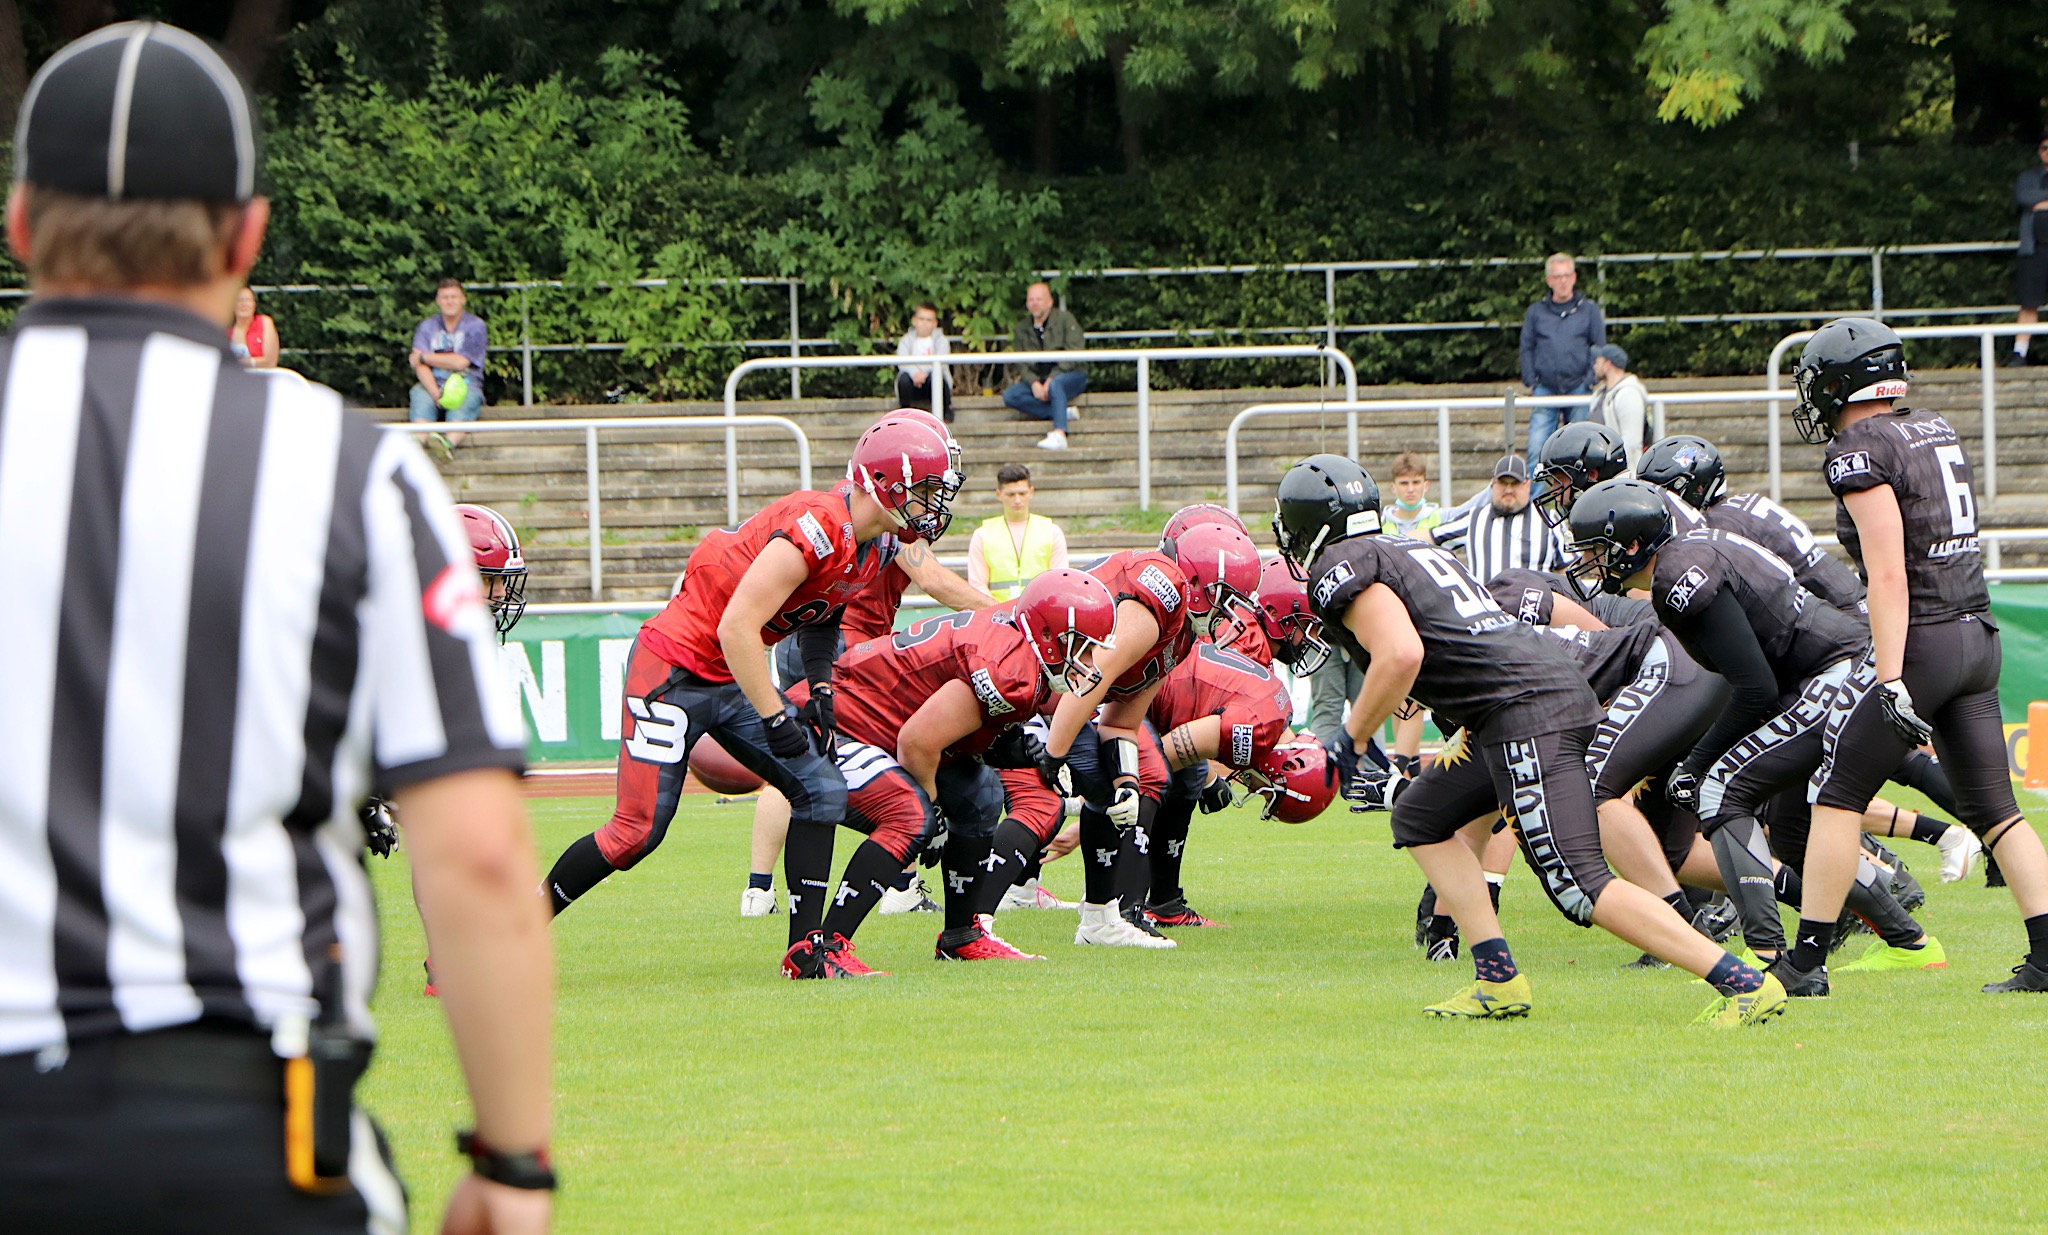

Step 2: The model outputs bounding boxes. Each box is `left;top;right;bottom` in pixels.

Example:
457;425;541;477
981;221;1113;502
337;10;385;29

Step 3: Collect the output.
0;1022;405;1234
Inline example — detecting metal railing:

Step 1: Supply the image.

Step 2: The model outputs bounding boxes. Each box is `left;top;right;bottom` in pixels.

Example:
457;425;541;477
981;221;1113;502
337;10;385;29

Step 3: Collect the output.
384;415;811;600
1766;322;2034;505
1222;390;1798;514
720;345;1360;525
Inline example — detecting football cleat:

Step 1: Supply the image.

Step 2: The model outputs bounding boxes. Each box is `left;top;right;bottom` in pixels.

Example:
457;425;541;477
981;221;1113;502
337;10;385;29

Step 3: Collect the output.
1422;914;1460;962
1982;960;2048;993
1424;973;1533;1019
422;957;438;999
1000;878;1078;911
740;887;779;917
1413;884;1437;948
877;878;940;915
1121;902;1175;941
1145;896;1227;928
936;920;1045;961
1694;973;1789;1028
822;933;887;977
1937;826;1983;883
1835;935;1948;973
782;932;828;979
1692;897;1741;945
1622;952;1670;971
1075;901;1176;949
1764;956;1830;998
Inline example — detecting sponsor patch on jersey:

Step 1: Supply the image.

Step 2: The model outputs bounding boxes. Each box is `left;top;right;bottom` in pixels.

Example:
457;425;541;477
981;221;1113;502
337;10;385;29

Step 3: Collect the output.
1664;564;1710;613
1313;559;1356;609
1137;564;1182;613
796;512;834;560
1517;587;1545;625
970;667;1015;715
1826;451;1872;486
1230;723;1254;768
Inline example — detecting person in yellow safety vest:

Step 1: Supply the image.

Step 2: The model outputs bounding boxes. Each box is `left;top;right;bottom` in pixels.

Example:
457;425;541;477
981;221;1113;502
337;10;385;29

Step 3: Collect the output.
967;462;1070;601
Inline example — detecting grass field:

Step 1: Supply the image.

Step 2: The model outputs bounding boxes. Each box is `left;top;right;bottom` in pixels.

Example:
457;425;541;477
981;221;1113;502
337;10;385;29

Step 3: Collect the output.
362;789;2048;1234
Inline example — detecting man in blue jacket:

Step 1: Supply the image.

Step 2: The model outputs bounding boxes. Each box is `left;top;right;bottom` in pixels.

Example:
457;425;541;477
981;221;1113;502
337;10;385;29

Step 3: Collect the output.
1519;252;1606;457
2008;132;2048;366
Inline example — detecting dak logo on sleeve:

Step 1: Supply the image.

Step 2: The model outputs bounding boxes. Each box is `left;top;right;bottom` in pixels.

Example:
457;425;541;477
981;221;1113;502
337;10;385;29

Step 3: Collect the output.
1664;564;1710;613
1826;451;1872;487
796;512;835;560
1137;565;1183;613
1313;559;1356;609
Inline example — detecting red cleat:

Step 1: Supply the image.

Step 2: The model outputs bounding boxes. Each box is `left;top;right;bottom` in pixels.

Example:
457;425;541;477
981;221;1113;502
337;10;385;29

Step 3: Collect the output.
823;933;888;976
937;921;1046;961
785;931;890;979
422;957;439;997
1145;897;1227;928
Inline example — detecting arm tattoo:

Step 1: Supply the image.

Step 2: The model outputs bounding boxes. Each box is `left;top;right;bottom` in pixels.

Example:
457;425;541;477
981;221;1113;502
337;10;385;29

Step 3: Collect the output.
900;541;930;568
1166;726;1199;769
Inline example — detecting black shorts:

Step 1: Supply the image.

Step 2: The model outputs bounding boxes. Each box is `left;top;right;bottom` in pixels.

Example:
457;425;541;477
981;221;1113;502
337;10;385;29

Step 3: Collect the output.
1587;631;1729;804
2019;251;2048;312
1389;726;1612;926
1811;615;2020;831
1695;655;1871;834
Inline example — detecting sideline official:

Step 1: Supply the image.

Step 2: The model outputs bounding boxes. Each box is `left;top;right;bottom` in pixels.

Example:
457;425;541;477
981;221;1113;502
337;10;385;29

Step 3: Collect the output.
0;23;554;1233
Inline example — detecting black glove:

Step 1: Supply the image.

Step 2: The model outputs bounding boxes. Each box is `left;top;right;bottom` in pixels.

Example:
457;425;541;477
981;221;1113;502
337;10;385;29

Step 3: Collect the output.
361;799;397;859
1666;768;1700;812
985;726;1048;770
1346;768;1408;813
1198;775;1235;814
1878;678;1933;746
763;710;810;760
800;684;836;754
1037;750;1073;796
918;827;948;868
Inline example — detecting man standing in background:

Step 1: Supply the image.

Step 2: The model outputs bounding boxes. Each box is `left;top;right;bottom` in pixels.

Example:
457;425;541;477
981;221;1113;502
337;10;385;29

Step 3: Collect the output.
1587;344;1650;472
967;462;1069;600
2008;131;2048;366
1519;252;1605;457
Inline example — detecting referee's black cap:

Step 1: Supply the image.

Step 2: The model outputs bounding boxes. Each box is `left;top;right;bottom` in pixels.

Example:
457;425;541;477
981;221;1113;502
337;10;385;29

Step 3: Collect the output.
13;21;259;203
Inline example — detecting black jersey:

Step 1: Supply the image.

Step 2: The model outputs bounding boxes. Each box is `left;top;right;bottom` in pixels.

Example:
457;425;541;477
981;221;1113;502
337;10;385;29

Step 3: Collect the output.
1651;529;1866;691
1823;407;1989;623
1487;567;1656;628
1308;535;1602;742
1485;569;1661;702
1706;492;1866;614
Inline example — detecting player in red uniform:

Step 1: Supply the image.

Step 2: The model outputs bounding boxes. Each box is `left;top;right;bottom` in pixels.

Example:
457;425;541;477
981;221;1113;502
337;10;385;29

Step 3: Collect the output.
541;413;962;980
807;570;1116;967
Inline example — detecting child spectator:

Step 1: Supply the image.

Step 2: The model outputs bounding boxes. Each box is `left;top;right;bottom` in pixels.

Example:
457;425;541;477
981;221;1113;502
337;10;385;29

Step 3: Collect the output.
1381;452;1442;537
894;302;953;419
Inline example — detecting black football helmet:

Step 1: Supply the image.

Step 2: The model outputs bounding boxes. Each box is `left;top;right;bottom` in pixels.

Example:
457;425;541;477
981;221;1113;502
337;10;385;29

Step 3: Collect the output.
1273;454;1381;579
1636;434;1727;510
1564;479;1675;596
1792;317;1908;444
1532;421;1630;527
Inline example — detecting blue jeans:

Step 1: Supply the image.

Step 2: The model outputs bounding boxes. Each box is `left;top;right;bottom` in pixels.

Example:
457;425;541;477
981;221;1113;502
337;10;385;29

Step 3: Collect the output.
409;370;484;424
1003;370;1088;432
1526;383;1591;459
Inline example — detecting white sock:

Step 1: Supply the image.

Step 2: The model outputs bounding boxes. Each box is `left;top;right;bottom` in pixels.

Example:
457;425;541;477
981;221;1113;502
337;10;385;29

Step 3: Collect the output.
2016;338;2031;357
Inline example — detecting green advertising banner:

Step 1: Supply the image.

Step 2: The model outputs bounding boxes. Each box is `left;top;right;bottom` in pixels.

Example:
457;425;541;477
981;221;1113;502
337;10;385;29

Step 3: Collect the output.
506;588;2048;765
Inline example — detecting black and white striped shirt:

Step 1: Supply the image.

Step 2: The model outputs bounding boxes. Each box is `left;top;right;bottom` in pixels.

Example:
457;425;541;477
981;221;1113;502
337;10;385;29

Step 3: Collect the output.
1431;496;1567;583
0;298;523;1057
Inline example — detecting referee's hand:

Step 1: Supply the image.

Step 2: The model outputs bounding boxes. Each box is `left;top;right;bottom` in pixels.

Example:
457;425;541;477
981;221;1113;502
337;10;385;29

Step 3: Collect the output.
442;1174;552;1234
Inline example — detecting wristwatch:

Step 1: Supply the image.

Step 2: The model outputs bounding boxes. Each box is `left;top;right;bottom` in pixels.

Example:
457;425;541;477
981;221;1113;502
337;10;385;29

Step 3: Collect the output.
456;1129;558;1191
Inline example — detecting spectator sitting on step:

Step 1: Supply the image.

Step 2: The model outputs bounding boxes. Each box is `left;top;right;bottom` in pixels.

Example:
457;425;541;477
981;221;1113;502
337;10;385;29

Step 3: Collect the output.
894;302;954;419
408;278;487;455
1002;281;1087;451
1588;343;1650;472
966;462;1069;601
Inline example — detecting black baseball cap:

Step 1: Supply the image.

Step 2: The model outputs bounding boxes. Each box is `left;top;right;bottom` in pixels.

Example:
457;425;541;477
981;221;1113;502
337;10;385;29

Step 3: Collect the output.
1493;454;1530;481
14;22;258;203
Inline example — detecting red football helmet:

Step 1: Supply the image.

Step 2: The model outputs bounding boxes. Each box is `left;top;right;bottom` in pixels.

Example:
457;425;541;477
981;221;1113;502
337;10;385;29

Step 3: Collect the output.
454;503;527;637
847;412;963;543
1158;502;1248;553
1168;521;1263;647
886;407;964;477
1236;740;1336;823
1014;568;1118;696
1255;555;1331;675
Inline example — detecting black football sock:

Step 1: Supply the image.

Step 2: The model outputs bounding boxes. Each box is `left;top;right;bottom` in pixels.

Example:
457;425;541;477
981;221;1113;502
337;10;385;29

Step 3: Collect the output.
1706;952;1764;995
1711;817;1786;955
543;833;617;917
1148;797;1194;906
1908;814;1956;847
1662;890;1690;916
820;840;906;942
1786;917;1836;974
889;865;917;892
975;818;1041;918
747;871;773;892
1017;849;1045;886
1417;883;1438;919
942;834;995;931
1891;749;1963;818
1772;863;1802;906
1080;805;1119;904
1845;864;1925;949
1470;937;1518;983
783;818;836;946
1114;797;1160;911
2025;913;2048;968
1486;874;1504;913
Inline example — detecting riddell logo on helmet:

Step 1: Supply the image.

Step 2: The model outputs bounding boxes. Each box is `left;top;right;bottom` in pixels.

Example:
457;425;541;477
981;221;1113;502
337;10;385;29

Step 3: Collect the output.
1137;565;1182;613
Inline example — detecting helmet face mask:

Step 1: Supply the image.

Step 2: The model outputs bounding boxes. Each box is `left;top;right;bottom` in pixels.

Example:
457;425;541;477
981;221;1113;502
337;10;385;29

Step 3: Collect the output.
1255;556;1330;673
454;503;527;641
1564;479;1675;596
1532;422;1628;527
1234;740;1335;823
1014;569;1118;697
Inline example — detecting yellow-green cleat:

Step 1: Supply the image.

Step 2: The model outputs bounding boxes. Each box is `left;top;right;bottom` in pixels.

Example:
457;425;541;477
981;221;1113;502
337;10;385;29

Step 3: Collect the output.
1695;972;1789;1028
1424;973;1532;1019
1835;935;1947;972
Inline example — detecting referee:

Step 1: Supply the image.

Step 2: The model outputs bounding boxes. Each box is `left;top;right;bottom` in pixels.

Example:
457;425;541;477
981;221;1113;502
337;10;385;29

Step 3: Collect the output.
1429;453;1567;582
0;23;554;1234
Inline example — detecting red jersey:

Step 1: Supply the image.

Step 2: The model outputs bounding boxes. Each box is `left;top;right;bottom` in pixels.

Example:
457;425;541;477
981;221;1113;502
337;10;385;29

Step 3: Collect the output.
1148;641;1294;770
1222;619;1274;668
1088;550;1194;700
841;554;910;645
833;605;1049;758
640;488;890;683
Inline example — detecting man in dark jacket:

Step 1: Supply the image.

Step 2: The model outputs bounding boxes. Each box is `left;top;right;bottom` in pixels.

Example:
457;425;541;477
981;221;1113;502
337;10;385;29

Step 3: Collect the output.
1002;281;1088;451
1519;252;1606;457
2008;132;2048;366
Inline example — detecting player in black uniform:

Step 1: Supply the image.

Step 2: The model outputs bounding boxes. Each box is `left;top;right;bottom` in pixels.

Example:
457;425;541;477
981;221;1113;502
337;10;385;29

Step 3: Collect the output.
1794;318;2048;993
1532;421;1706;536
1277;454;1786;1026
1637;432;1984;884
1566;480;1946;994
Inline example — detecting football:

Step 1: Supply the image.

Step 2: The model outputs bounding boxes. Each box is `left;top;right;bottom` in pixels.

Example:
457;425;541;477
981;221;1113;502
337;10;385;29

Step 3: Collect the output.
690;738;764;795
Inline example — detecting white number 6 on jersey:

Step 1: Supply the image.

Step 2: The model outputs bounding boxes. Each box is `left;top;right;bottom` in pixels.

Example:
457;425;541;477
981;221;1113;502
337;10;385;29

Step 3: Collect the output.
1934;444;1977;536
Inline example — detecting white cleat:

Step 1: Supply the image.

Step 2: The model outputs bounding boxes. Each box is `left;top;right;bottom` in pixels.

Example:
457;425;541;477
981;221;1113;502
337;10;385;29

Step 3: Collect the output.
877;878;940;915
740;887;778;917
1074;900;1176;949
1937;825;1983;883
999;878;1078;911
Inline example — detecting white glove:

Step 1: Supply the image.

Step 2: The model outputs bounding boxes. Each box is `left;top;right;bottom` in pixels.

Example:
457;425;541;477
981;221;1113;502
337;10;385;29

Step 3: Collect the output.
1108;784;1143;830
1878;679;1933;746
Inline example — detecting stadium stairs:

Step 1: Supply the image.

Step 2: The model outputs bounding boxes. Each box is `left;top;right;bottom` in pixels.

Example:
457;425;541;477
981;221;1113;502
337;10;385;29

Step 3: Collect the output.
365;367;2048;604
